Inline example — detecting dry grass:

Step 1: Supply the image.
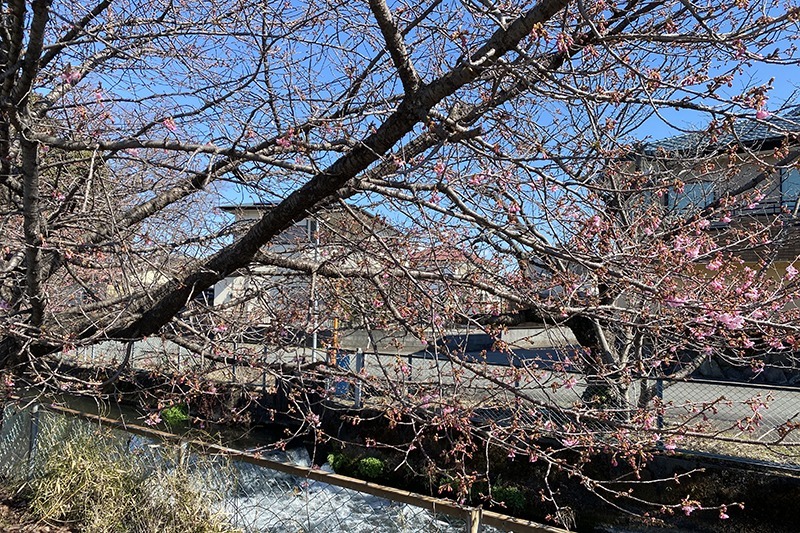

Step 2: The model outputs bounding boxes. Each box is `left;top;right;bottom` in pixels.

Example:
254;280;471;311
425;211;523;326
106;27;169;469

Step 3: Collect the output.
24;428;239;533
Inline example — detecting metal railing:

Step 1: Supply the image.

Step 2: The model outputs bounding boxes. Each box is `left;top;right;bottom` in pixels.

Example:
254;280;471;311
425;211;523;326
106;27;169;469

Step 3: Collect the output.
653;375;800;467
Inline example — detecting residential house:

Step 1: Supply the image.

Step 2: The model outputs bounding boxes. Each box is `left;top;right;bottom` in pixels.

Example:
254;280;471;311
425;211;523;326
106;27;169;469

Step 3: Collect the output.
213;202;401;334
638;107;800;266
637;108;800;383
405;244;505;317
213;201;517;354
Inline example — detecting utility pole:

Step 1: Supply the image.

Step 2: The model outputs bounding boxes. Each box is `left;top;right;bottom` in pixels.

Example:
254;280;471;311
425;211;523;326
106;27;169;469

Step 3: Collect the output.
310;217;321;363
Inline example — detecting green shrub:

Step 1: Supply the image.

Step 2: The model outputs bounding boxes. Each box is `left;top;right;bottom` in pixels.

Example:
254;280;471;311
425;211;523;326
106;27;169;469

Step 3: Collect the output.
492;484;527;515
161;404;190;428
356;457;385;480
328;453;385;480
327;452;358;475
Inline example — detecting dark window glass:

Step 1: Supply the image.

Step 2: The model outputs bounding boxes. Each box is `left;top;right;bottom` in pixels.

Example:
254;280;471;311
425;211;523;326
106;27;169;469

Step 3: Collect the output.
781;168;800;212
669;182;714;213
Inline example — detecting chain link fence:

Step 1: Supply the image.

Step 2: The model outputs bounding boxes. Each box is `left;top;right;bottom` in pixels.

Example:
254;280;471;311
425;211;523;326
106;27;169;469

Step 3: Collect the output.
655;376;800;467
61;339;800;470
0;402;562;533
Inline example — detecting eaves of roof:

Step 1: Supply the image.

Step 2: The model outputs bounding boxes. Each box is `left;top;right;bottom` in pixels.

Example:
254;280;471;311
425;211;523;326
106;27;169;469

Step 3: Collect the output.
642;107;800;158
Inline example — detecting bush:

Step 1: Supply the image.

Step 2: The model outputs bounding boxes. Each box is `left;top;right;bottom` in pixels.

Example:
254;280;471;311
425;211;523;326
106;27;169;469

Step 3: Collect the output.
327;452;349;473
161;404;190;428
492;485;527;515
356;457;385;480
327;453;385;480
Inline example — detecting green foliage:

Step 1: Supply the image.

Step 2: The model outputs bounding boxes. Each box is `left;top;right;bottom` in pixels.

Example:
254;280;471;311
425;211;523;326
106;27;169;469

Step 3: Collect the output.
327;452;385;480
492;485;527;515
161;403;190;428
25;430;238;533
327;452;350;473
356;457;385;480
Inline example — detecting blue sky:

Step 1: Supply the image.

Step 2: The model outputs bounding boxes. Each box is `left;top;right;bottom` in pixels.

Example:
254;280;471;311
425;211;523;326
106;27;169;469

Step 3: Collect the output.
637;61;800;143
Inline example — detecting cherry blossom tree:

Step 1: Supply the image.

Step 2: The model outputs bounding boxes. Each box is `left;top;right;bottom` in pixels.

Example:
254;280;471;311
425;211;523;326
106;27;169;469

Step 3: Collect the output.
2;0;800;525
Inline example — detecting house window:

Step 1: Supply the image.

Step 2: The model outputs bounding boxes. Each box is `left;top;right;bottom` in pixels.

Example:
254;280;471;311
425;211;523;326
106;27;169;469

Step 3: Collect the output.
669;181;715;213
781;168;800;213
274;221;312;245
193;287;215;306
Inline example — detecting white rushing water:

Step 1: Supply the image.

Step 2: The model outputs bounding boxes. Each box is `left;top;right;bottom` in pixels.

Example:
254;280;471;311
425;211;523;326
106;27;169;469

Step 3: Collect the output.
212;449;469;532
127;435;473;533
1;404;500;533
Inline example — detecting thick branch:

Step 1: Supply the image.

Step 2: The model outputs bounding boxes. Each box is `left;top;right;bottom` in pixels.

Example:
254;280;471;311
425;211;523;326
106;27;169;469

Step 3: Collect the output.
65;0;571;341
38;0;113;69
21;136;44;328
368;0;421;94
1;0;27;98
11;0;52;105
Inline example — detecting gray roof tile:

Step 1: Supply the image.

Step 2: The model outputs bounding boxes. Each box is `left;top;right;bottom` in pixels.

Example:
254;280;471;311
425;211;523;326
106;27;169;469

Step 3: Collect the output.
643;107;800;157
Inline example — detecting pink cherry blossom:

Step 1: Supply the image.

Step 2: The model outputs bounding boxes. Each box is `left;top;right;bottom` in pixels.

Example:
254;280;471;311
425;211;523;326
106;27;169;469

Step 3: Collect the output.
786;264;798;281
756;109;771;119
747;193;765;210
587;215;603;229
469;174;486;186
556;33;573;54
715;312;745;330
768;338;785;350
706;257;723;271
163;117;177;132
62;68;81;85
665;295;687;307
